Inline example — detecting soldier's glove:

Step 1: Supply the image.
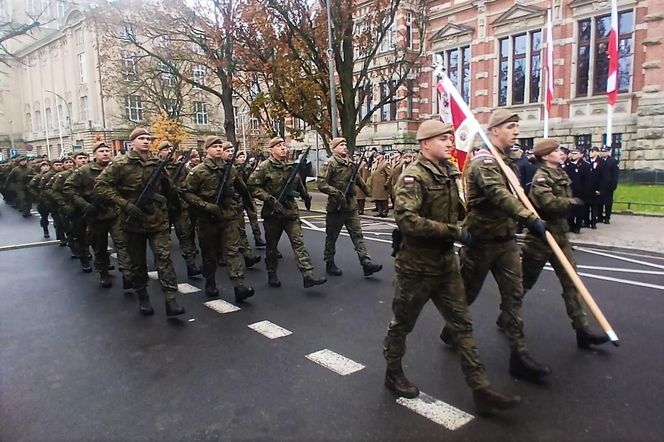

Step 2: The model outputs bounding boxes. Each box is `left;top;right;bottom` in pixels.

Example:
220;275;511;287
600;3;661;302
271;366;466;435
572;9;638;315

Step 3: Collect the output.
125;202;146;220
203;203;222;219
570;197;585;207
458;229;473;248
527;218;547;240
303;194;312;211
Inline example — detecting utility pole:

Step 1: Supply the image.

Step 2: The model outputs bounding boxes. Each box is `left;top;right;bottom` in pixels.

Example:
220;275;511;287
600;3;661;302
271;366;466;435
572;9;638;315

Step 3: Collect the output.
325;0;338;138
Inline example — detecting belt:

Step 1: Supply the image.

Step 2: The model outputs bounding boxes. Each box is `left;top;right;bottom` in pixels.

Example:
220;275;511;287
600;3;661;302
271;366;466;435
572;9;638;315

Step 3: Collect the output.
402;237;454;251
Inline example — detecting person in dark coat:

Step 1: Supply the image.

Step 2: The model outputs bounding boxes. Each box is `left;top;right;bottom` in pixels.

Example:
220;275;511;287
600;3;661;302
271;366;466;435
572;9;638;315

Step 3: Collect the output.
599;146;619;224
586;147;605;229
563;147;591;233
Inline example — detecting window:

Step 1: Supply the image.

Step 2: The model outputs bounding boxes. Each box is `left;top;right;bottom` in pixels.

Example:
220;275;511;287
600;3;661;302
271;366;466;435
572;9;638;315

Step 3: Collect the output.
126;95;143;122
380;19;396;52
358;83;373;123
158;61;176;87
405;12;413;50
57;0;66;18
194;101;208;125
35;110;42;130
25;112;32;131
576;10;633;97
192;41;205;54
602;133;622;162
45;107;53;130
443;45;471;105
158;35;170;47
193;65;206;88
57;105;64;127
79;96;89;122
498;31;541;107
406;79;414;119
26;0;36;15
122;51;137;82
165;99;179;117
379;80;397;121
75;27;84;46
78;53;87;84
575;134;592;152
121;23;136;42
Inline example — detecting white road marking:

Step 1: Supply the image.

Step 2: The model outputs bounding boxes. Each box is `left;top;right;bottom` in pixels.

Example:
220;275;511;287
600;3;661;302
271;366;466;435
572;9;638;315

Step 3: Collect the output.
204;299;241;314
305;349;364;376
148;271;158;280
177;283;200;294
248;320;293;339
574;247;664;270
580;247;664;261
0;240;59;252
301;218;324;231
544;264;664;275
396;392;474;431
543;267;664;290
110;253;117;259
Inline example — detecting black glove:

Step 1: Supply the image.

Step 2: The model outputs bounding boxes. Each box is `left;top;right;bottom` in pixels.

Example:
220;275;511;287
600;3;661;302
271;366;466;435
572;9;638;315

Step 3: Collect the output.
125;202;146;220
203;203;222;219
303;194;312;211
527;218;547;240
458;229;473;247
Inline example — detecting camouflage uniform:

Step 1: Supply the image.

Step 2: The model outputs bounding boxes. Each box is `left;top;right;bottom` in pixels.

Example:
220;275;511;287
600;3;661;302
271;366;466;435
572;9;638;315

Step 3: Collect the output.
247;156;314;276
5;163;35;215
238;161;264;244
383;157;490;391
29;169;55;235
165;160;198;269
317;154;372;265
63;161;131;278
521;165;587;329
461;148;538;353
182;157;248;289
94;150;181;301
48;169;77;251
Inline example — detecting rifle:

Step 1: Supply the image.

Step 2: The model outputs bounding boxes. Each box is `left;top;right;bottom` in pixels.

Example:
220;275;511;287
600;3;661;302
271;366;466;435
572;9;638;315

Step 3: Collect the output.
342;152;371;199
213;144;240;206
171;149;193;184
273;147;310;213
126;149;174;224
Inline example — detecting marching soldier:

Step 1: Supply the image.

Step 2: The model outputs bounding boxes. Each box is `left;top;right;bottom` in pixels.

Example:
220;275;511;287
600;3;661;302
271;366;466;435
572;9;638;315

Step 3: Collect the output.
42;159;66;244
236;151;266;247
4;156;35;217
317;137;382;277
182;137;255;303
383;120;521;415
28;161;52;238
48;156;78;255
95;128;185;317
449;109;551;383
65;152;93;272
248;137;326;289
521;139;609;349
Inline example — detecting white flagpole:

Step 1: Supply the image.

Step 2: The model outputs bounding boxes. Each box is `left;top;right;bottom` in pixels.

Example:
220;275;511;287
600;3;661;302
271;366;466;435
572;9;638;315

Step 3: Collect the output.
543;8;553;138
606;0;619;146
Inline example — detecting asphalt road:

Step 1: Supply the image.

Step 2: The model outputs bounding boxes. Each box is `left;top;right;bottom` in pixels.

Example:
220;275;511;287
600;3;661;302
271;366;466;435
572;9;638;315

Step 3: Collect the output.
1;202;663;442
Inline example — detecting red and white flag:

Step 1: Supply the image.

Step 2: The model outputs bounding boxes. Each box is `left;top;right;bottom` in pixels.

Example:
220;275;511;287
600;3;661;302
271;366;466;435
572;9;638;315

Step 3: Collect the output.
607;0;619;106
545;8;554;112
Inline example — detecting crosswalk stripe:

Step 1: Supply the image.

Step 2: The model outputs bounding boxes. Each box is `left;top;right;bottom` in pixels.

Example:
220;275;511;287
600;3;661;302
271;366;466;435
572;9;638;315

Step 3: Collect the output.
110;253;117;259
396;392;474;431
248;320;292;339
148;271;158;280
177;283;200;294
305;349;364;376
204;299;241;314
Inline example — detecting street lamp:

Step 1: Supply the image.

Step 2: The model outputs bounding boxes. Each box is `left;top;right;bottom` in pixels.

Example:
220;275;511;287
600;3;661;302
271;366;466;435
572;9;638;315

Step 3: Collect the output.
44;89;73;158
325;0;338;138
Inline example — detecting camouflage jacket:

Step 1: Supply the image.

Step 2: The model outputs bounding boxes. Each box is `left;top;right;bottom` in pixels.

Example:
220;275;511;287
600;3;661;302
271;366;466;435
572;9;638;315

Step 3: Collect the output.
5;165;34;192
48;168;76;212
247;156;309;219
165;160;190;188
182;157;249;221
63;162;118;220
463;148;537;241
28;170;55;203
317;154;370;213
94;150;179;233
528;165;576;235
394;157;464;276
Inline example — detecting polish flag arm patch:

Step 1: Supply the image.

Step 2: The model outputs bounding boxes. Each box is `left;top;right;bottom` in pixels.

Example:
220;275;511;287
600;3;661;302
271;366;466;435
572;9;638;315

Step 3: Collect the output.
403;176;416;186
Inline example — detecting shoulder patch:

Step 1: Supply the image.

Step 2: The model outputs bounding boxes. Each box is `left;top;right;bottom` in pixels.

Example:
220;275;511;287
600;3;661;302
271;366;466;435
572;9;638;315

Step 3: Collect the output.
403;176;416;186
536;177;546;183
483;159;494;164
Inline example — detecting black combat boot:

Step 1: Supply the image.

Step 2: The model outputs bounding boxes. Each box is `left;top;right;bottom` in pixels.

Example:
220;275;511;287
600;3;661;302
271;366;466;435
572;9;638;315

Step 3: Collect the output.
362;262;383;277
326;261;343;276
276;251;283;259
81;259;92;273
165;299;185;316
186;264;202;278
384;366;419;399
473;387;521;416
234;285;255;303
576;326;610;349
255;237;266;247
439;326;454;347
137;290;154;316
244;255;261;268
42;226;50;239
205;280;219;298
106;264;115;271
122;276;133;291
99;271;113;288
268;272;282;288
509;351;552;381
303;273;327;288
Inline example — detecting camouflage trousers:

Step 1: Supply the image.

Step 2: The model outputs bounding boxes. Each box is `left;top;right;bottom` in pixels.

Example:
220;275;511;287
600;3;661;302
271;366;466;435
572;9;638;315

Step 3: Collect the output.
49;206;67;241
36;201;50;230
199;217;245;287
460;239;528;353
521;232;588;329
263;215;314;275
383;258;490;390
14;189;32;215
70;215;92;263
323;209;371;264
88;217;131;277
245;203;263;241
238;220;253;259
124;229;178;299
172;208;198;267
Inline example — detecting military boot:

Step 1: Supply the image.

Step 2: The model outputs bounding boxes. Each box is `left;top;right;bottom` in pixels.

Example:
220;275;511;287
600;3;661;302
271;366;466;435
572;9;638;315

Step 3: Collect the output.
165;298;185;317
268;272;281;288
362;262;383;277
137;290;154;316
303;273;327;288
244;255;261;268
234;285;255;303
473;387;521;416
106;264;115;271
42;226;50;239
186;264;202;278
205;280;220;298
122;276;133;291
255;237;266;247
509;351;551;381
576;326;610;349
326;261;342;276
439;326;454;347
384;366;419;399
81;258;92;273
99;271;113;289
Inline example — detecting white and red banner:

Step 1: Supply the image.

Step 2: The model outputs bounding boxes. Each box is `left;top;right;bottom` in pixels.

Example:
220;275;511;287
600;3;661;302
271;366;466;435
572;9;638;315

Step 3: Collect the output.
606;0;619;142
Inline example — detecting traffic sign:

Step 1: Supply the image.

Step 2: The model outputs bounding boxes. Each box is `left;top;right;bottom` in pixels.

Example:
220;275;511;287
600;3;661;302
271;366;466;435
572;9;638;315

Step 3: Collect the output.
10;148;19;157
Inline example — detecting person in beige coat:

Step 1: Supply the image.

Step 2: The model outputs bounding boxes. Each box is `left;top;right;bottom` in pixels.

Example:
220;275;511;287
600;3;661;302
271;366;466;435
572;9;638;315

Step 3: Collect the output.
354;155;370;215
369;152;392;217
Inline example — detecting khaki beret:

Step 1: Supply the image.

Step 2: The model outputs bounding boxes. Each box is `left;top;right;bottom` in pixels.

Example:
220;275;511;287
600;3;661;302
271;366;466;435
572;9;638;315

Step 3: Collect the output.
51;158;63;164
221;141;234;150
92;141;109;152
533;138;560;158
73;151;89;158
416;119;454;141
488;109;520;129
268;137;285;148
330;137;346;150
157;140;174;151
129;127;151;140
204;136;223;149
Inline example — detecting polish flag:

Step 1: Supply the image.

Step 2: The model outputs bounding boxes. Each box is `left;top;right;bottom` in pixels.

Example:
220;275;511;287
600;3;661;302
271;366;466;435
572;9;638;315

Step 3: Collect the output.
545;8;554;111
607;0;619;106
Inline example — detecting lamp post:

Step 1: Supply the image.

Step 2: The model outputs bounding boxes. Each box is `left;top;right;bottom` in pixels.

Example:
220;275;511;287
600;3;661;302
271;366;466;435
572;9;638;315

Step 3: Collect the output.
44;89;72;158
325;0;338;138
